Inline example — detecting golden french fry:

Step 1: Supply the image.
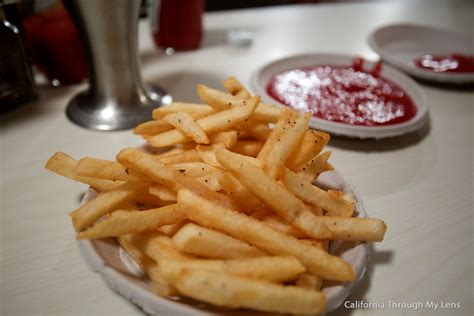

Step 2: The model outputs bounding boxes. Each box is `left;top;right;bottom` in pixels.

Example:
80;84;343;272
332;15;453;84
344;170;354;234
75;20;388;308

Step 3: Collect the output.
216;148;331;239
238;120;271;141
159;221;187;237
160;266;326;314
312;216;387;242
117;148;240;211
257;108;297;161
172;223;265;259
171;162;221;178
208;130;238;148
177;189;355;281
262;214;307;239
196;174;222;191
157;149;202;164
149;185;177;201
264;112;310;179
147;96;259;147
197;84;250;111
75;157;146;182
159;255;304;283
117;233;177;296
299;151;333;181
152;102;214;120
218;172;267;215
196;84;280;123
230;140;263;157
70;185;139;231
223;76;252;99
133;119;172;136
138;232;196;262
45;152;123;192
77;204;185;239
197;144;264;169
281;168;354;217
287;130;330;171
163;112;209;144
296;273;323;291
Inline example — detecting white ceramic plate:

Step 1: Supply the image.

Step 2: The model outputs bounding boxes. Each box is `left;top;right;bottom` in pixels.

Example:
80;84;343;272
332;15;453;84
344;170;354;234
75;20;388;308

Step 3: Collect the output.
368;23;474;84
77;169;369;315
251;53;429;139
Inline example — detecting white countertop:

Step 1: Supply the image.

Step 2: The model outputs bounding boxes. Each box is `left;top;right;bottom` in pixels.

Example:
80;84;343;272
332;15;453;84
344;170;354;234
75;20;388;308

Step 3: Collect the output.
1;2;473;315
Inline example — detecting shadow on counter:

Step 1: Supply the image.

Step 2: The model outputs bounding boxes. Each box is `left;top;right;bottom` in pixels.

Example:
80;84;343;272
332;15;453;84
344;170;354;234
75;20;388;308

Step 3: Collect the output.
329;119;431;153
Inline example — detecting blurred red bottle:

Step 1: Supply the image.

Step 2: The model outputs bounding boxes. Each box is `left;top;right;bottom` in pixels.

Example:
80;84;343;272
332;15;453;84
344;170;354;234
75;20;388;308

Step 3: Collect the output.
151;0;203;51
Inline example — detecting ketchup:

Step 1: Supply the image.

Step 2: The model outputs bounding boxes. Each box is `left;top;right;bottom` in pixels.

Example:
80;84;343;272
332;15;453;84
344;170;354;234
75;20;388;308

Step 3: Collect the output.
266;57;417;126
413;54;474;73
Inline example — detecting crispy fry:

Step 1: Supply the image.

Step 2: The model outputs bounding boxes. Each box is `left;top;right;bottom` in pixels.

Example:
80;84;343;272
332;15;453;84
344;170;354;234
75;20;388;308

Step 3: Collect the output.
159;221;187;237
160;264;326;314
77;204;185;239
172;223;265;259
163;112;209;144
45;152;123;192
287;130;330;171
152;102;214;120
218;172;267;215
157;149;202;164
178;189;355;281
133;120;172;136
149;185;177;201
147;96;259;147
230;140;263;157
282;168;354;217
216;148;331;239
312;216;387;242
75;157;146;182
208;130;238;148
159;255;304;283
171;162;221;178
238;120;272;141
257;108;297;162
70;185;138;231
264;112;311;179
262;214;307;239
299;151;334;182
117;148;239;211
117;233;177;296
223;76;252;99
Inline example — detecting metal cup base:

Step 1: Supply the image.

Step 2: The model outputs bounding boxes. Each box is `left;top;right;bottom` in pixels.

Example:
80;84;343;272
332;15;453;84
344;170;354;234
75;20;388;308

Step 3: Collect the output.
66;85;171;131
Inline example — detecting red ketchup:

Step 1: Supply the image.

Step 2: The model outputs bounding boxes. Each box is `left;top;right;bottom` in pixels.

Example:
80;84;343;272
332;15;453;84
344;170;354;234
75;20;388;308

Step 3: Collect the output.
413;54;474;73
266;57;417;126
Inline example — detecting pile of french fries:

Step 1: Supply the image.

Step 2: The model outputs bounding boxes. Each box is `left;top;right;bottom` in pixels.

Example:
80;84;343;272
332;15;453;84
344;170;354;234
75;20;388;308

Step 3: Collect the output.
45;77;387;315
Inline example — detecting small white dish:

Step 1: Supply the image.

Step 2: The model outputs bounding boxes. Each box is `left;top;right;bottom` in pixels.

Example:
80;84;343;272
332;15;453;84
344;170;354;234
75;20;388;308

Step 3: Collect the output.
77;169;369;315
368;23;474;84
251;53;429;139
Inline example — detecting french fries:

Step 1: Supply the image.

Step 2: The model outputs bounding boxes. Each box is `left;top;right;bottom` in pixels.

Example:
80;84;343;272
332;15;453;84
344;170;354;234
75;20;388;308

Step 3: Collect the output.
45;77;387;315
77;204;185;239
216;148;331;239
178;189;355;282
163;112;209;144
282;168;354;217
172;223;266;259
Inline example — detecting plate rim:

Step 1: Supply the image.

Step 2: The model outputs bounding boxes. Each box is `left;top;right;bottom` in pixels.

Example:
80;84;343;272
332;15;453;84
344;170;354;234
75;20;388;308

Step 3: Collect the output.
250;52;429;139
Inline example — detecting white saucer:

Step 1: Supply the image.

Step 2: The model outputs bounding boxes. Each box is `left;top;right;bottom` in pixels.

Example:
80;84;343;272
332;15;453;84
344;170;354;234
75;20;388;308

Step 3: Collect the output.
368;23;474;84
77;170;369;315
251;53;429;139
